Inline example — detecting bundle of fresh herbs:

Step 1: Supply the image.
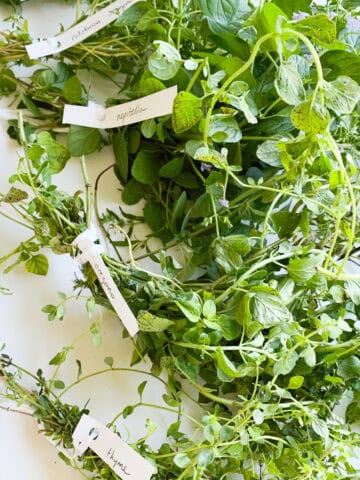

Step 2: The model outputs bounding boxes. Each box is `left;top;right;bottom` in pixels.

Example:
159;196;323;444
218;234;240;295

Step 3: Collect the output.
1;0;360;479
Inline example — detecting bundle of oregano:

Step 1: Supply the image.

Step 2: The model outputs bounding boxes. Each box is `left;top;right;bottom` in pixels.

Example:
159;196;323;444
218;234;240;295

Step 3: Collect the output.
2;0;360;479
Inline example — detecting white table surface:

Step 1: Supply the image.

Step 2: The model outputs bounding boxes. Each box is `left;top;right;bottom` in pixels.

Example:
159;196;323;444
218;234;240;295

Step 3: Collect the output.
0;2;175;478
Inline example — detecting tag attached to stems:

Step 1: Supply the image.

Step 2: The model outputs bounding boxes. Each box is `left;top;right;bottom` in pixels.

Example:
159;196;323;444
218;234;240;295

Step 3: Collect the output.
62;87;177;129
26;0;140;59
73;228;139;337
72;415;156;480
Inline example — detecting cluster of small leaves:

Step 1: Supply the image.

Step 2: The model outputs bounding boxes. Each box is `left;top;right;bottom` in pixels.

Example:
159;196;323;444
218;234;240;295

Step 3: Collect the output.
1;0;360;479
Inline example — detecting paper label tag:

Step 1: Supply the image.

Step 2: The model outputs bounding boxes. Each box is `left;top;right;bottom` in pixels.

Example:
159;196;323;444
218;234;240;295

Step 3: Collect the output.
63;86;177;129
26;0;140;59
73;229;139;337
73;415;156;480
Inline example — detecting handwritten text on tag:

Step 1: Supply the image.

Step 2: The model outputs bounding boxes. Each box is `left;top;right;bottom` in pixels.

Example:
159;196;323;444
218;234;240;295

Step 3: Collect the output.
26;0;140;59
72;415;156;480
63;87;177;129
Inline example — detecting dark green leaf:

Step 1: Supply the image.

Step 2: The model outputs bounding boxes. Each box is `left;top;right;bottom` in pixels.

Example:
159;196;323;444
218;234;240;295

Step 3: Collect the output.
131;150;160;184
197;0;250;34
113;130;128;184
67;126;101;156
62;76;82;103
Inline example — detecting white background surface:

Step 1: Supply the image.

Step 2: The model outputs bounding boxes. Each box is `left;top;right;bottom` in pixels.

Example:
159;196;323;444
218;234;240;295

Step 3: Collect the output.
0;2;175;478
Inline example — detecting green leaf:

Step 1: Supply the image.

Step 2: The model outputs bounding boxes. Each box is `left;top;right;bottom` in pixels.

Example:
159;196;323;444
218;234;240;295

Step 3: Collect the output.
122;405;134;418
2;187;28;203
138;311;174;332
254;3;288;50
138;77;166;96
272;0;311;17
90;322;102;348
198;448;215;468
208;114;242;143
25;254;49;276
104;356;114;368
67;126;101;156
159;157;184;178
174;453;191;469
213;235;250;273
346;402;360;424
49;349;69;366
141;118;157;138
256;139;283;167
197;0;250;34
62;76;82;103
273;351;299;376
291;101;330;135
148;41;182;81
324;76;360;115
288;255;324;283
322;50;360;83
337;356;360;380
113;130;128;184
144;201;165;232
172;91;203;133
312;418;329;440
0;68;16;94
175;359;199;383
137;380;147;398
253;409;264;425
252;292;291;327
131;150;160;185
215;347;242;378
272;211;300;237
300;346;316;367
345;280;360;305
175;291;202;323
287;375;304;390
37;131;70;174
293;14;336;45
53;380;65;390
122;179;144;205
275;62;305;105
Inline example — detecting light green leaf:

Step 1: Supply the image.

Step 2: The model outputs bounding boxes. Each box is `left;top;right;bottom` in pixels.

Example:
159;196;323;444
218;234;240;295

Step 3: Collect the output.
174;453;191;469
287;375;304;389
256;139;283;167
25;254;49;276
141;118;157;139
291;101;330;134
148;41;182;80
37;131;70;174
293;14;336;45
324;76;360;114
198;448;215;468
2;187;28;203
300;346;316;367
175;291;202;323
62;76;82;103
337;356;360;380
138;311;174;332
208;114;242;143
273;351;299;375
197;0;250;34
345;280;360;305
215;347;242;378
275;62;305;105
172;91;203;133
252;292;291;326
288;255;324;283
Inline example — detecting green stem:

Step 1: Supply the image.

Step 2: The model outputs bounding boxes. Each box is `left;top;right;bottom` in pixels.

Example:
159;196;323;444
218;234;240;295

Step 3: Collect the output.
80;155;92;229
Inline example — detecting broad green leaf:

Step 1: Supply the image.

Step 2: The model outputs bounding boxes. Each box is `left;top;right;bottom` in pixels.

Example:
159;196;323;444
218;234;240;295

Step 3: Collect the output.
321;50;360;83
62;76;82;103
172;91;203;133
25;254;49;276
222;92;258;124
256;139;283;167
288;255;324;283
198;449;215;468
53;380;65;390
148;41;182;80
144;201;165;232
275;62;305;105
159;157;184;178
121;179;144;205
197;0;250;34
175;291;202;323
337;356;360;380
293;14;336;45
273;351;299;375
138;311;174;332
291;101;330;134
131;150;160;184
174;358;199;383
37;131;70;174
213;235;250;273
312;418;329;440
252;292;291;326
287;375;304;389
215;347;242;378
113;130;128;184
272;211;300;238
138;77;166;97
141;118;157;138
254;3;288;51
208;115;242;143
345;280;360;305
272;0;311;17
324;76;360;114
0;68;16;94
300;346;316;367
67;126;101;156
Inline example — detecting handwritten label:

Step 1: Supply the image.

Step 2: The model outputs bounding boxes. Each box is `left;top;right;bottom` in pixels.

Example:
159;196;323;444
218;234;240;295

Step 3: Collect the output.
73;229;139;337
72;415;156;480
26;0;140;59
63;86;177;129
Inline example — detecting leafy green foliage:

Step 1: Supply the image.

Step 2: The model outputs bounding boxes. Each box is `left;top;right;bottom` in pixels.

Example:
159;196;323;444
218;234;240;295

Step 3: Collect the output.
67;126;101;157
